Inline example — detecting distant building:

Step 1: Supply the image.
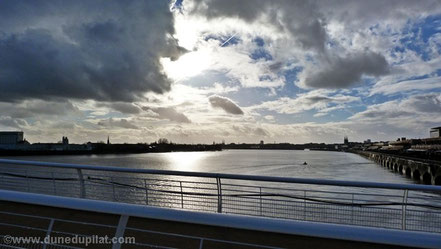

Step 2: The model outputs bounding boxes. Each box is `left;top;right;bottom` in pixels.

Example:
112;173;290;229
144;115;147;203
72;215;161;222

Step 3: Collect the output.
107;136;110;145
0;131;24;144
344;136;349;145
62;136;69;145
430;127;441;138
260;140;264;145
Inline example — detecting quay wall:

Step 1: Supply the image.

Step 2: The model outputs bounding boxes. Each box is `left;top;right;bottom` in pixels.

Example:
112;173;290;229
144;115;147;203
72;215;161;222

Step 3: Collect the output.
357;151;441;185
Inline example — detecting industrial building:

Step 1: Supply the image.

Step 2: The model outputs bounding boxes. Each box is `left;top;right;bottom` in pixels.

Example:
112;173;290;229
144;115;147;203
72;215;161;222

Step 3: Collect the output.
430;127;441;138
0;131;24;144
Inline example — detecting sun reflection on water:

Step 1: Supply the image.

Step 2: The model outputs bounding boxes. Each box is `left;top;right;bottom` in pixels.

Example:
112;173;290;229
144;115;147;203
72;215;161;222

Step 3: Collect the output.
166;152;207;171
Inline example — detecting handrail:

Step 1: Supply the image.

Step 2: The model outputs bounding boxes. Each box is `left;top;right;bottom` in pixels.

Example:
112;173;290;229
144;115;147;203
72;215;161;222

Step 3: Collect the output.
0;189;440;249
1;158;441;192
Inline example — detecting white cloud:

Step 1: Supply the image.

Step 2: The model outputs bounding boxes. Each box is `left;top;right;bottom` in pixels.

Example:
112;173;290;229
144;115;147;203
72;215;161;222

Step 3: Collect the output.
248;90;360;115
370;76;441;96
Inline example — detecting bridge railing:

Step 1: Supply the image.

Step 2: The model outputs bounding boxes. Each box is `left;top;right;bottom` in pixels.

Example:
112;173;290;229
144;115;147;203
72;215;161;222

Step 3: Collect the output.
2;190;441;249
0;159;441;233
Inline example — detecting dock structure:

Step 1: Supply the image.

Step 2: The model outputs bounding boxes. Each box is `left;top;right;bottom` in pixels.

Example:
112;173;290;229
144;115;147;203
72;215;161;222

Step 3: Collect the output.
358;151;441;185
0;159;441;248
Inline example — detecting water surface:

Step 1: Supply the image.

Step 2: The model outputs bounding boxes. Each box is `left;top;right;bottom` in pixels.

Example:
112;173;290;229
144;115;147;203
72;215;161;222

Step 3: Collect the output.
4;149;415;184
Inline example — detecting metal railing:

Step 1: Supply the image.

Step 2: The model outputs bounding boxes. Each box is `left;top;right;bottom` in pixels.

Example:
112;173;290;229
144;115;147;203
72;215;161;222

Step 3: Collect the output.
1;190;441;249
0;159;441;233
0;190;287;249
0;210;283;249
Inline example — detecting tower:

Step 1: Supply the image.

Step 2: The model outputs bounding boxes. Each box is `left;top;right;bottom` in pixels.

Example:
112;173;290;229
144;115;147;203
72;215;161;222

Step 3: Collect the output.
107;136;110;145
344;136;348;145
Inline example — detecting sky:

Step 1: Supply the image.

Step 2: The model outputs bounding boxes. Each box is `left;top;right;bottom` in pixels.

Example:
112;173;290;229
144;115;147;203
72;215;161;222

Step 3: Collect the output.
0;0;441;144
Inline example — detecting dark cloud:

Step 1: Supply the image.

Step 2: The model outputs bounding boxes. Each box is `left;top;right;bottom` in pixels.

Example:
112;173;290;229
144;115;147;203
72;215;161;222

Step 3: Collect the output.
209;95;244;115
104;103;142;114
317;1;441;28
254;127;269;136
188;0;441;53
401;93;441;113
0;100;81;118
0;116;27;129
0;0;185;103
97;118;138;129
350;93;441;120
306;96;333;103
232;125;269;137
188;0;327;52
187;0;394;89
143;107;191;123
303;52;389;88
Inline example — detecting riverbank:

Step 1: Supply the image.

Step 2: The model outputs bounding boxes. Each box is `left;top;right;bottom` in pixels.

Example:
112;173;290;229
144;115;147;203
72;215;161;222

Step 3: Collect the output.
0;143;222;156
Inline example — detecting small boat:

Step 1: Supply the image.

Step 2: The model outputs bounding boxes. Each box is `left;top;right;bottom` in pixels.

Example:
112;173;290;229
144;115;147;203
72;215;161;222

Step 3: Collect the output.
303;162;308;165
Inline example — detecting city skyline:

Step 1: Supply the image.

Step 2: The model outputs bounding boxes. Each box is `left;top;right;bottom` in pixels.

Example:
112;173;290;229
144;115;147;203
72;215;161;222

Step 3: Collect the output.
0;1;441;144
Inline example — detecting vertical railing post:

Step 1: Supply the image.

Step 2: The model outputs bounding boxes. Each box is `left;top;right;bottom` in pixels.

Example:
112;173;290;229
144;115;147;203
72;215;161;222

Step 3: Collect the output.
111;177;116;201
25;170;30;192
351;193;354;225
303;190;307;220
51;172;56;195
112;215;129;249
76;169;86;198
259;187;262;216
180;181;184;209
402;189;408;230
216;177;222;213
144;179;149;205
199;239;204;249
42;218;55;249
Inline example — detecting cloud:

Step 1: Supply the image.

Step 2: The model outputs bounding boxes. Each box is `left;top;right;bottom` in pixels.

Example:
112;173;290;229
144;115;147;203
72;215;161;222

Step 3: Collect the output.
342;93;441;140
350;93;441;121
0;100;81;119
402;93;441;113
0;1;185;103
182;0;441;92
249;91;360;115
208;95;244;115
0;116;28;129
97;118;138;129
143;107;191;123
370;76;441;96
299;51;389;88
187;0;327;52
105;102;142;114
317;1;440;29
254;127;269;136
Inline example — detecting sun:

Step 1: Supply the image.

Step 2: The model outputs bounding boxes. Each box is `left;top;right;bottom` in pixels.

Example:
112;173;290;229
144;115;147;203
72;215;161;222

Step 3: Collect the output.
161;48;211;82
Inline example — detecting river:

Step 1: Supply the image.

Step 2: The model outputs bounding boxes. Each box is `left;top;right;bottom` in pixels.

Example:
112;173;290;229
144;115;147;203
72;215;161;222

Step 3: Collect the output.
1;150;440;232
2;149;417;184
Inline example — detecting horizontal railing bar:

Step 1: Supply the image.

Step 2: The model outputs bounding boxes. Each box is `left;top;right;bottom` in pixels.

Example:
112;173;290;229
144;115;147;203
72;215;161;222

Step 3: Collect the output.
0;189;440;249
125;227;282;249
227;186;405;198
2;180;440;211
1;159;441;192
130;243;177;249
0;222;48;233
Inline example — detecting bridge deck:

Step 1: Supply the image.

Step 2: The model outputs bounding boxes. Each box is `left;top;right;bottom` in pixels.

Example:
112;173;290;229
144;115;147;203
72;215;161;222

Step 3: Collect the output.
0;200;416;249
